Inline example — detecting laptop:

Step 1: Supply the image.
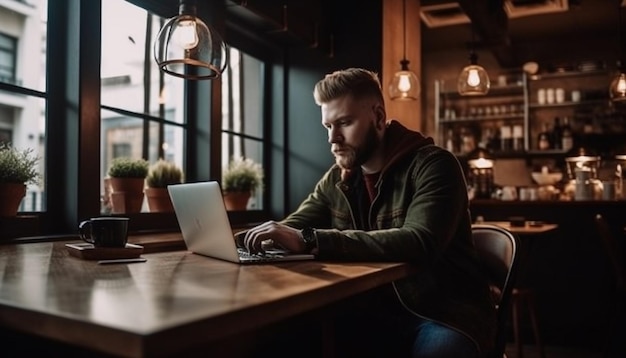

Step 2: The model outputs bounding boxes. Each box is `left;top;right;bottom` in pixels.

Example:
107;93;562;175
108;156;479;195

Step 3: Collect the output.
167;181;315;264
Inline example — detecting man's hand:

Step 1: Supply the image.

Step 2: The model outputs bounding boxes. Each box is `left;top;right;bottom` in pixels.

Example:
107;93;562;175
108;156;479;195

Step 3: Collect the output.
241;221;306;254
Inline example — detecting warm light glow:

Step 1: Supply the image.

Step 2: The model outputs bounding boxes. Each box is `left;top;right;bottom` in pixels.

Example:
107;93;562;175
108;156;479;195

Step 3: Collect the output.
610;72;626;101
467;68;481;87
153;2;228;80
469;157;494;169
458;64;490;96
389;70;420;101
398;74;412;92
175;19;199;49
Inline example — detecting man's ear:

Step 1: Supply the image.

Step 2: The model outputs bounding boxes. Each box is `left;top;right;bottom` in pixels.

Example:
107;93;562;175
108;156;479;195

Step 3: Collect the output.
374;104;386;129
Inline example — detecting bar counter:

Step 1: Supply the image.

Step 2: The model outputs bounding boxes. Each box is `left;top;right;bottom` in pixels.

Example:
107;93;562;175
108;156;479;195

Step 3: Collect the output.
0;240;416;357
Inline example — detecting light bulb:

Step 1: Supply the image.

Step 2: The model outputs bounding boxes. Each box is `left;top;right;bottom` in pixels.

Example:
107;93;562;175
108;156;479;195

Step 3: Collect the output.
610;72;626;101
389;69;420;101
398;74;412;92
616;74;626;93
458;64;490;96
467;69;481;87
175;19;199;50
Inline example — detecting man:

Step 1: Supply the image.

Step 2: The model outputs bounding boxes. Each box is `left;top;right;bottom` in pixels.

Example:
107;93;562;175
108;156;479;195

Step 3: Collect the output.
241;68;495;357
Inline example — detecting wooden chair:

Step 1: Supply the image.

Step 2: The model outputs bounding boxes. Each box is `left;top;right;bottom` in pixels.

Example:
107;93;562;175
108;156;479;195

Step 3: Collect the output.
472;224;521;358
594;214;626;357
510;287;544;358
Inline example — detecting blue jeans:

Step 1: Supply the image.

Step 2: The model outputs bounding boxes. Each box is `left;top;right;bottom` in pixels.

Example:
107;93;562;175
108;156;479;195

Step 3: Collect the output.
411;317;479;358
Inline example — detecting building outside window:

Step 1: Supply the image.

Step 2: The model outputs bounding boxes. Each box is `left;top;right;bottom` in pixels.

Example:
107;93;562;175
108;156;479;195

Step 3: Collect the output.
0;0;47;212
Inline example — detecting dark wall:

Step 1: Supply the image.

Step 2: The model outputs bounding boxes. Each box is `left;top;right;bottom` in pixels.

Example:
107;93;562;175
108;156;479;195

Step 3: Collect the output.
284;0;383;213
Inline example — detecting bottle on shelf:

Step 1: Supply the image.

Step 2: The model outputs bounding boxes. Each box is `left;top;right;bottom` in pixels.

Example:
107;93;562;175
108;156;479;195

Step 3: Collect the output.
537;122;551;150
551;116;563;150
445;128;457;153
512;124;524;151
500;125;513;152
487;127;501;152
459;127;476;155
561;116;574;152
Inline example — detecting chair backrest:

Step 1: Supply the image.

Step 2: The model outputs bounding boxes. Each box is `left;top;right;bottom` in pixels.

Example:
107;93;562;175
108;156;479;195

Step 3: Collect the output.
472;224;520;358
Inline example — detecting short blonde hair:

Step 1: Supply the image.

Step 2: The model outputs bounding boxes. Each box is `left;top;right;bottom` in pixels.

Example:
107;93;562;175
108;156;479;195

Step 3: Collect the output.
313;68;384;105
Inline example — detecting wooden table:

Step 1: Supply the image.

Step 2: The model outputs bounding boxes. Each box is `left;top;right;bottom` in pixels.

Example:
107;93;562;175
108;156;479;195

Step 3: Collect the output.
0;241;415;357
479;221;558;236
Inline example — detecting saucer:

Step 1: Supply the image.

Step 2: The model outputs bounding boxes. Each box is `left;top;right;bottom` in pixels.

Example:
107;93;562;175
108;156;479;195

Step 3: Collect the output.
65;242;144;260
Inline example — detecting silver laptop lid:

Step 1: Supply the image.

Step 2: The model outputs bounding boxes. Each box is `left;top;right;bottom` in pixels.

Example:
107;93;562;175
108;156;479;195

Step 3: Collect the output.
167;181;241;263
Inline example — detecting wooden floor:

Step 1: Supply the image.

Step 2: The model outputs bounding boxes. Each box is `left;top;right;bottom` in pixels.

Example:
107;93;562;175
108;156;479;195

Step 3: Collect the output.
505;344;603;358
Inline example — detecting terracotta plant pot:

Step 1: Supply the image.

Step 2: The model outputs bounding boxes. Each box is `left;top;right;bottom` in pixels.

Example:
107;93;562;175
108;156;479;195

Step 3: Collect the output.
223;191;251;211
0;183;26;217
109;177;145;214
145;187;174;213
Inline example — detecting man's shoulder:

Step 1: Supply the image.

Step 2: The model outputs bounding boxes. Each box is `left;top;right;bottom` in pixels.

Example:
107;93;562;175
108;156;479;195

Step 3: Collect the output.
412;143;454;161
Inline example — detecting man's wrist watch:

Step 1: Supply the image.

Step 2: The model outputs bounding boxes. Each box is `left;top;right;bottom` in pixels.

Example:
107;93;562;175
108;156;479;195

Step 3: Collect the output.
301;227;317;253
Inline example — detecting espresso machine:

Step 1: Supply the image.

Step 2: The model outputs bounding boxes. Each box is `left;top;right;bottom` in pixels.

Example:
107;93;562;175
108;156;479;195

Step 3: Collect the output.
563;154;603;200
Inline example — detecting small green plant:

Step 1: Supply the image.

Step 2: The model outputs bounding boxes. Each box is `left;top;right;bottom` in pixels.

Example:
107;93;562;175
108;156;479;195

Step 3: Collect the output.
146;159;184;188
108;157;149;178
0;143;40;185
222;156;264;193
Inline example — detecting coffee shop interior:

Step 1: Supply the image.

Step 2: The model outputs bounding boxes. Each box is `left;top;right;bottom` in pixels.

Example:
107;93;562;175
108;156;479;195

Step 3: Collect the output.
0;0;625;357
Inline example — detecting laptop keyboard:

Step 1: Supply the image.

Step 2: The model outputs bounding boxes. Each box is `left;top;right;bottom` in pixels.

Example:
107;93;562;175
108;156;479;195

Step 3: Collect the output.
237;248;286;262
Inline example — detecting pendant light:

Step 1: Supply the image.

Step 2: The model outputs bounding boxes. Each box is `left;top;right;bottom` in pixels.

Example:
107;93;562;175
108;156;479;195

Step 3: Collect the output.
610;1;626;102
457;8;490;96
154;0;228;80
389;0;420;101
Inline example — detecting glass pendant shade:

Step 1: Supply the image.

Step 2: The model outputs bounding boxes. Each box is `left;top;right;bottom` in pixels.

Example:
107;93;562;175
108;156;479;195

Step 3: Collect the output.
154;1;228;80
609;71;626;102
458;54;490;96
389;0;419;101
390;60;420;101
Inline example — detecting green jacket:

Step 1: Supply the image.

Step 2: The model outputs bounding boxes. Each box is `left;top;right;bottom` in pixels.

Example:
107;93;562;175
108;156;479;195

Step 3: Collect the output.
281;120;496;354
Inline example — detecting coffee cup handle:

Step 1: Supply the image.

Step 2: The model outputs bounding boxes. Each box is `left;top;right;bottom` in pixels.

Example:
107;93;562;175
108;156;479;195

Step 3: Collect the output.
78;220;95;244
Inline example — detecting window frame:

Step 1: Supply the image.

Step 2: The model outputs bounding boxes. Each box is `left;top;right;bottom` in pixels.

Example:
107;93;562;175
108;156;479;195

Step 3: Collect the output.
0;32;17;85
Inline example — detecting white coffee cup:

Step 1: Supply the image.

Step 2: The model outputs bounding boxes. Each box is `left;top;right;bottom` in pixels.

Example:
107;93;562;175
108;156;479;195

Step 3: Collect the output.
501;186;518;201
571;90;581;102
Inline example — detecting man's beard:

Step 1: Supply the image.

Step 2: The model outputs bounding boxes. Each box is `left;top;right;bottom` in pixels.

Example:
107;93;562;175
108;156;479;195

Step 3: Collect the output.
333;124;379;170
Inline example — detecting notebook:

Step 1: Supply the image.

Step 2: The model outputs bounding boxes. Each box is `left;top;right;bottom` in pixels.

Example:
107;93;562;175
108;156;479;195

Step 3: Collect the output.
167;181;315;264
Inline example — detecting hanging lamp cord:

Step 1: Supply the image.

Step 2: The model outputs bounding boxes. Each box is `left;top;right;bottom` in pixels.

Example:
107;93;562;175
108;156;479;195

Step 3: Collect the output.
619;0;624;70
402;0;407;61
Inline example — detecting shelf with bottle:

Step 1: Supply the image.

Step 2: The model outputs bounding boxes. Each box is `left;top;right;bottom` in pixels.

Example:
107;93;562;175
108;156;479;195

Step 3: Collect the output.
526;65;617;156
435;72;529;154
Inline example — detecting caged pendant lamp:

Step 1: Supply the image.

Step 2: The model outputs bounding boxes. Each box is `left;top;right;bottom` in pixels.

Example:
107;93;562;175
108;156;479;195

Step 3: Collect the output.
389;0;420;101
457;11;490;96
610;1;626;102
154;0;228;80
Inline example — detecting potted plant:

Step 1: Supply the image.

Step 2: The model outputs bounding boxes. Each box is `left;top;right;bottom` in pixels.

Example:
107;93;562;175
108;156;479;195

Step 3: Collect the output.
222;156;264;211
145;159;184;212
107;157;149;214
0;143;40;217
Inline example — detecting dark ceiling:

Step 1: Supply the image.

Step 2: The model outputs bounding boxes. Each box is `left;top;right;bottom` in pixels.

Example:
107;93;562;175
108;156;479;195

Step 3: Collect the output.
421;0;625;69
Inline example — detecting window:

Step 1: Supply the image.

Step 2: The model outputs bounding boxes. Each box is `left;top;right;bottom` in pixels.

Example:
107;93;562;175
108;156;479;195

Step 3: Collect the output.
101;0;186;214
0;0;47;213
221;47;266;210
0;0;277;238
0;33;17;85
